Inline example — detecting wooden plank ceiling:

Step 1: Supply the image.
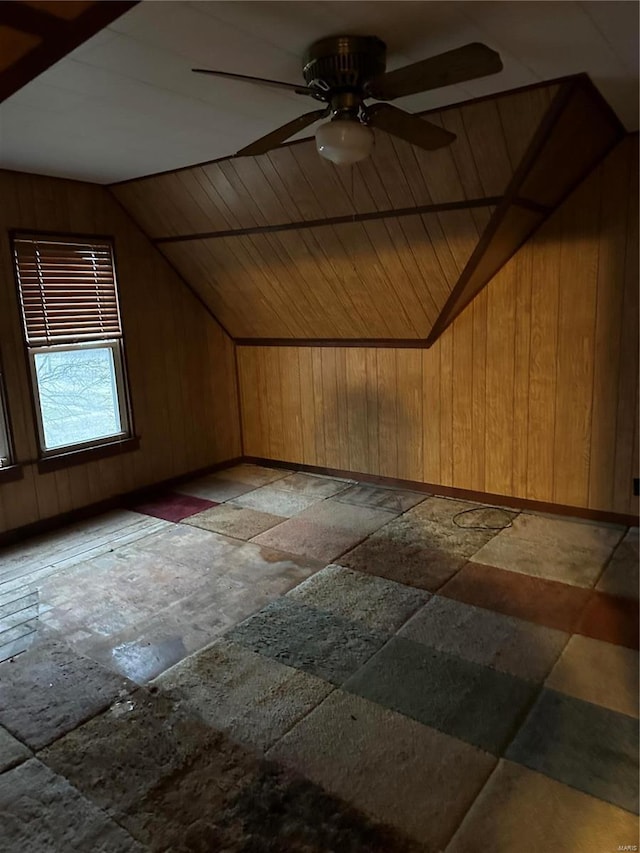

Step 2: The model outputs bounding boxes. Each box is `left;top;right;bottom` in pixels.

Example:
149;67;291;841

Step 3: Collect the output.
110;75;624;343
0;0;138;102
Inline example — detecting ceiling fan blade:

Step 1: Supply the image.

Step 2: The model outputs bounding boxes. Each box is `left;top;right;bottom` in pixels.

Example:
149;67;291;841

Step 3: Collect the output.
366;43;503;101
235;108;330;157
364;104;456;151
192;68;311;96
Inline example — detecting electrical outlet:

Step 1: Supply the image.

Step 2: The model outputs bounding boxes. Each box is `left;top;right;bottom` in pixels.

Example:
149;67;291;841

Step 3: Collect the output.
634;478;639;497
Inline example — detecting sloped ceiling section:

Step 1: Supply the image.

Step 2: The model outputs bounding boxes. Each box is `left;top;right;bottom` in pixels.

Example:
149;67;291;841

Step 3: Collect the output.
110;76;623;343
0;0;137;102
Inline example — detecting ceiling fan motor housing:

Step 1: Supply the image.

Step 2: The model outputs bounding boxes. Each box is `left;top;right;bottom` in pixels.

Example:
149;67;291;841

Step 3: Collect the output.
303;36;387;103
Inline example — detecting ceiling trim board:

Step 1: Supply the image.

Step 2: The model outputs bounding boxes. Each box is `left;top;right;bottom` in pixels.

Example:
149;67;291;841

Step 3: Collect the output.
0;2;66;38
425;76;626;346
235;338;432;348
107;187;235;342
0;0;139;103
153;196;502;244
511;197;551;215
108;73;593;188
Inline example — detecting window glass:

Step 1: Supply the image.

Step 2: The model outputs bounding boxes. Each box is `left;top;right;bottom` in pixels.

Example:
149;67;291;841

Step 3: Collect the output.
33;345;123;451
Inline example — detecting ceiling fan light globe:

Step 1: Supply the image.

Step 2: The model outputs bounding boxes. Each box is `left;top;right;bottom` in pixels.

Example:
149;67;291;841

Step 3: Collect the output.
315;118;374;165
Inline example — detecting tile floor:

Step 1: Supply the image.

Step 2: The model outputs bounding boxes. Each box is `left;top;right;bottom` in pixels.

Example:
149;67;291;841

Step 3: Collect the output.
0;463;637;852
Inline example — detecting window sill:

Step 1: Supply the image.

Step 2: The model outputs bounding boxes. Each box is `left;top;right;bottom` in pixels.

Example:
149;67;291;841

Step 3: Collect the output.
37;436;140;474
0;464;24;484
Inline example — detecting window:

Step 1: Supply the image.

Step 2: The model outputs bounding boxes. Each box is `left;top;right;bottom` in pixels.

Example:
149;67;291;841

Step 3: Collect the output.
13;234;132;456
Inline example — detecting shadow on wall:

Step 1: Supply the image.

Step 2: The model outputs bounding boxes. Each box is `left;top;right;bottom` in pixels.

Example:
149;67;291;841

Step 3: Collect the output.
311;363;424;482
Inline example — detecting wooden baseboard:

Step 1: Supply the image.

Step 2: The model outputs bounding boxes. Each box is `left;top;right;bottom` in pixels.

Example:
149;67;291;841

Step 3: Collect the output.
0;456;243;546
1;453;635;546
243;456;638;527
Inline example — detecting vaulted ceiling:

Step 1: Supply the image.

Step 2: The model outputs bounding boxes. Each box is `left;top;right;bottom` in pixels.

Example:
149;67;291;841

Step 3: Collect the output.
111;75;623;343
0;1;635;346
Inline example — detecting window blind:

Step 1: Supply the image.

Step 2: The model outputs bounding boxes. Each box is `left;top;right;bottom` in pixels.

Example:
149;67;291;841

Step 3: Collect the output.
13;235;122;345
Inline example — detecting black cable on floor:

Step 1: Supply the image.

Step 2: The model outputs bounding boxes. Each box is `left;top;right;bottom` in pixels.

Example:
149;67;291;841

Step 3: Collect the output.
452;506;516;531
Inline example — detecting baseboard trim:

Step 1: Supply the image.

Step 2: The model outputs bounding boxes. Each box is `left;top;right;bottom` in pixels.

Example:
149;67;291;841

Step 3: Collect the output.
2;453;636;546
0;456;243;547
243;456;638;527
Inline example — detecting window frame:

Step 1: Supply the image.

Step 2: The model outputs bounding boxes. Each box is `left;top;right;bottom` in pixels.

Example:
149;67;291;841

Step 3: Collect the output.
11;230;136;464
0;356;14;468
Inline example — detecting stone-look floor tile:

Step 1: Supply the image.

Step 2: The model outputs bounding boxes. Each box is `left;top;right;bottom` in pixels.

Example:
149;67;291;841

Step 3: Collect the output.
267;690;496;849
447;759;640;853
231;486;323;517
252;517;367;563
344;636;537;755
400;595;568;682
177;475;255;502
506;688;639;814
287;564;430;634
40;689;261;846
156;637;333;750
297;499;398;534
576;590;639;649
216;463;291;487
440;561;592;633
0;759;144;853
183;503;284;539
597;527;639;600
335;484;426;513
227;597;386;685
341;529;466;591
270;472;350;498
0;640;134;750
472;513;624;588
546;635;639;717
0;725;31;773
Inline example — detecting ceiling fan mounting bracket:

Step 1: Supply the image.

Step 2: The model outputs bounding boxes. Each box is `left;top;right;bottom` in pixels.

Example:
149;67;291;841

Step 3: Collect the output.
303;35;387;102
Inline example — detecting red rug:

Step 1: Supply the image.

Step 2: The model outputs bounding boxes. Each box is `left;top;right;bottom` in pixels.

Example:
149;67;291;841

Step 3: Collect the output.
129;491;217;522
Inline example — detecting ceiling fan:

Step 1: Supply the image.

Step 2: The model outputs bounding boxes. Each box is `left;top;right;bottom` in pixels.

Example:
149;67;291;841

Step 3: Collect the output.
193;36;503;165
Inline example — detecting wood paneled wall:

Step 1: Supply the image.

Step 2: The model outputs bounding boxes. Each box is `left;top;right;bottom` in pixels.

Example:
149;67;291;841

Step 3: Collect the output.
237;135;639;516
0;170;241;534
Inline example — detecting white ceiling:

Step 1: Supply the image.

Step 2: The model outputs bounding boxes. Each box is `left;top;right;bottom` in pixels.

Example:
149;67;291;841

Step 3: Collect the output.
0;0;637;184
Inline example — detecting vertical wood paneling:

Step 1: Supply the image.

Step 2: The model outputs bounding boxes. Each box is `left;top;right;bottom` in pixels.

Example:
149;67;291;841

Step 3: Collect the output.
512;242;533;497
613;145;639;515
484;263;516;497
452;303;474;487
553;166;601;506
422;343;441;485
0;171;241;534
471;288;488;492
237;136;638;516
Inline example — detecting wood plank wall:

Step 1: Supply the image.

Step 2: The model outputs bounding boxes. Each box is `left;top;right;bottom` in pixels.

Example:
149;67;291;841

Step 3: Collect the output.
237;135;639;516
0;170;241;534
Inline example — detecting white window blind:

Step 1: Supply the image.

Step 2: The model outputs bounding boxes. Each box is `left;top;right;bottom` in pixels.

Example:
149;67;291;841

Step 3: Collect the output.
13;236;122;345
